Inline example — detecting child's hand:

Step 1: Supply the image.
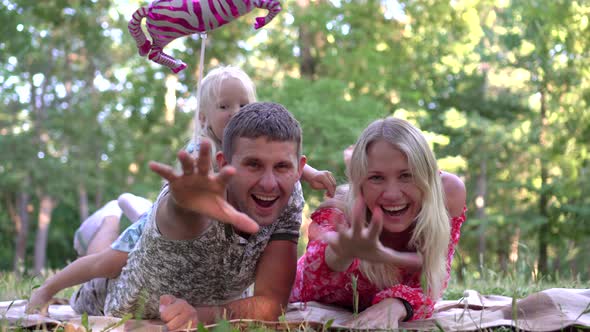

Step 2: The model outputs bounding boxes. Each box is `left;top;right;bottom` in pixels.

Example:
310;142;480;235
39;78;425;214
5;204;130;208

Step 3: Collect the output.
305;169;336;197
26;287;51;315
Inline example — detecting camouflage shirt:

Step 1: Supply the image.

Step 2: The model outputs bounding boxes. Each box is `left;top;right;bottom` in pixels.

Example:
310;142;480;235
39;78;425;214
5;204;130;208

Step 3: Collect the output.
103;182;303;318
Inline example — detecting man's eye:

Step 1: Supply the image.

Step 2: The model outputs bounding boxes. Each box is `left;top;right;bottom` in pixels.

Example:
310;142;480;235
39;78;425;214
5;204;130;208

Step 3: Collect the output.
276;163;291;170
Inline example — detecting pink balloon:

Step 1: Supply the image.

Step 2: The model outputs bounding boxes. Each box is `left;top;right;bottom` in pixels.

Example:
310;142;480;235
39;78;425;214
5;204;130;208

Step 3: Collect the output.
129;0;282;73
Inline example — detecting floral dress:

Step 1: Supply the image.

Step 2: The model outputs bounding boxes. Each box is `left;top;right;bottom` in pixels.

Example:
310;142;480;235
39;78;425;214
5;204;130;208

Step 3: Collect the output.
289;206;467;321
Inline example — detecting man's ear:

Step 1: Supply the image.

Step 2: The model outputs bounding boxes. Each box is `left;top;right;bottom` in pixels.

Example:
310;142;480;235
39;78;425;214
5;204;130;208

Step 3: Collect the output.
298;155;307;179
216;151;229;168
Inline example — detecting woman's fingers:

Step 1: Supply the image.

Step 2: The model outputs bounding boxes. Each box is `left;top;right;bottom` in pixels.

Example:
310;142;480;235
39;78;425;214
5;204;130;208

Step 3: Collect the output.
351;195;366;237
368;207;384;240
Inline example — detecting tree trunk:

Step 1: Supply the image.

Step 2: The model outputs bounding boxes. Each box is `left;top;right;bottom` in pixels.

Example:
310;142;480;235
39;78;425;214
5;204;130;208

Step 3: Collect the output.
509;227;520;268
33;195;56;275
78;183;89;222
296;0;316;79
7;189;30;276
475;160;487;274
537;88;549;276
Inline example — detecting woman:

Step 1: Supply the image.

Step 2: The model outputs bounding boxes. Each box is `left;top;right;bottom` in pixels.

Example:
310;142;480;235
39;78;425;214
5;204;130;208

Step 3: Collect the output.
290;117;467;328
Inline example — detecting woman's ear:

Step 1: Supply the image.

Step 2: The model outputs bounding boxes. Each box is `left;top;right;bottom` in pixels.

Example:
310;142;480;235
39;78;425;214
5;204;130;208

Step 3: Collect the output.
198;111;206;126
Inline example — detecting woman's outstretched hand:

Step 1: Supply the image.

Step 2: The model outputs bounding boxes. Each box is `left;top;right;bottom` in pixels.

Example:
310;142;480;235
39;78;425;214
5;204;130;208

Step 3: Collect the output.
323;193;422;269
323;194;391;263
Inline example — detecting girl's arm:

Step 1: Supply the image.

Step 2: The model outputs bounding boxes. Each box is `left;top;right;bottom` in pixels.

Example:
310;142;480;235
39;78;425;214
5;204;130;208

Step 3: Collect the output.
301;164;336;197
26;248;128;314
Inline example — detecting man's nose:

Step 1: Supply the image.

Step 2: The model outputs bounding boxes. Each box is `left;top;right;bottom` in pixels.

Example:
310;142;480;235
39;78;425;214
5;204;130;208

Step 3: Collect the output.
259;169;278;191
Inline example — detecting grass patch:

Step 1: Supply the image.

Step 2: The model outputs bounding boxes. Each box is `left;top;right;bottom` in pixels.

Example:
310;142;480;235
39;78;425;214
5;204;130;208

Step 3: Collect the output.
444;269;587;300
1;269;587;331
0;270;77;302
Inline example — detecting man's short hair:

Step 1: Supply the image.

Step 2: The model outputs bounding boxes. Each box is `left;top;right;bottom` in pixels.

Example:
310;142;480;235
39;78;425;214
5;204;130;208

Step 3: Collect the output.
222;102;302;162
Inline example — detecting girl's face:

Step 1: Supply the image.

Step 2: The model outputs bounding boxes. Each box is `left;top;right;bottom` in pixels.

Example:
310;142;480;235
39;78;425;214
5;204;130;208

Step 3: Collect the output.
361;139;423;235
206;77;251;140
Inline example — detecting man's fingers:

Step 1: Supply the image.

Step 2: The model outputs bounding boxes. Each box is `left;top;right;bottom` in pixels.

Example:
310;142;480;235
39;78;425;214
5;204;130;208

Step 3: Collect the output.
218;201;259;233
216;165;236;187
164;308;197;331
196;140;212;175
166;313;197;332
159;294;198;331
149;161;179;182
177;150;196;175
160;294;176;306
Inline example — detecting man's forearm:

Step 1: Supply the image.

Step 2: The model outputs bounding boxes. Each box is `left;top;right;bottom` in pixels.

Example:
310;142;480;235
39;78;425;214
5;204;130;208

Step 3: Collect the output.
197;296;286;323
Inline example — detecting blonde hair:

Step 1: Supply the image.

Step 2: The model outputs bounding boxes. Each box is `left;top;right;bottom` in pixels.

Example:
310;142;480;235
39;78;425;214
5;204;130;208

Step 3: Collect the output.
346;117;450;299
193;65;257;155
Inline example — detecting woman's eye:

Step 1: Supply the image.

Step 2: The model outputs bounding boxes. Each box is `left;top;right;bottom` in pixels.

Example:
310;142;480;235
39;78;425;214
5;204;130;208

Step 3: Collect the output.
400;173;412;180
219;105;227;109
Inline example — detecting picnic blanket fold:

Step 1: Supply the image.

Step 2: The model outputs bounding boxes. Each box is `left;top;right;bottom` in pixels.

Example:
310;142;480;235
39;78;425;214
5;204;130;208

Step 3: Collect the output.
2;288;589;331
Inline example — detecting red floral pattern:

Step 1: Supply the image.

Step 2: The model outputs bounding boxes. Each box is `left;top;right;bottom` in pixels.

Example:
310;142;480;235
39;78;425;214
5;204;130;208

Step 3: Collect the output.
289;206;467;321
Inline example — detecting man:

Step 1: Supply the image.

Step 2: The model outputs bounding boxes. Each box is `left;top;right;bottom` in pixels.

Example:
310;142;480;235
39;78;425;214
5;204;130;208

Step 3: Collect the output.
73;102;307;330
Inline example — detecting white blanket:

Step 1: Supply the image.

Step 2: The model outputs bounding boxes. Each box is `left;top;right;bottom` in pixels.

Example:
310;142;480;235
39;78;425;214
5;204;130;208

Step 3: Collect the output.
2;288;589;331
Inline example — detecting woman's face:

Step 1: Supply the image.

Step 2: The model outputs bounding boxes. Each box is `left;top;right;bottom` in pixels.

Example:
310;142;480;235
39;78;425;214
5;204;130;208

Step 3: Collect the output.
360;139;423;234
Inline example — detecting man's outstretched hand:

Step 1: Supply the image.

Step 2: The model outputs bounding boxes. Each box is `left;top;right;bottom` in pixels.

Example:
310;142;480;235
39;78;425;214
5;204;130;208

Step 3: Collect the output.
149;140;259;234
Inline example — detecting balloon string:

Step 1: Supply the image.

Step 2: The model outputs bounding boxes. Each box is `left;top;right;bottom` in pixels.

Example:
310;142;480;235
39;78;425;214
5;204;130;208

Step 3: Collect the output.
193;32;208;154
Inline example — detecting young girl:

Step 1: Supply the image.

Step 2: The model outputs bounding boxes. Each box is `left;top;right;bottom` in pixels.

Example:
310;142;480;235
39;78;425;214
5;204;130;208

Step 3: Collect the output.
27;66;336;314
289;117;467;328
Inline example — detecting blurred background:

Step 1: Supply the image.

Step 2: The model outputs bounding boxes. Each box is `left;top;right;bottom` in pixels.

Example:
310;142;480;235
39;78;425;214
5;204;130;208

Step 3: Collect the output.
1;0;589;292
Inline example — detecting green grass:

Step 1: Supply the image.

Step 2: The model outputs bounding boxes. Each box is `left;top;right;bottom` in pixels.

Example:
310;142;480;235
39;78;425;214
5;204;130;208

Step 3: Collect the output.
0;270;76;302
444;269;587;300
1;269;587;331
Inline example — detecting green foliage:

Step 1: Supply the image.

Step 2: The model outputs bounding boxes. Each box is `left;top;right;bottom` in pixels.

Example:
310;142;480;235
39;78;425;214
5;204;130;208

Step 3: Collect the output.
0;0;589;286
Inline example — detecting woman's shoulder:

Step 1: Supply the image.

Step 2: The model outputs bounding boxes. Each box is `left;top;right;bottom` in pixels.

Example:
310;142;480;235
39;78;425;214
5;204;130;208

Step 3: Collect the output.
440;171;467;219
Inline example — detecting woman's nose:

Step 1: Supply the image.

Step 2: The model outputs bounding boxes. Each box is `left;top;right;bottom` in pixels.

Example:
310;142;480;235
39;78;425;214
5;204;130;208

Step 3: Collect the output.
381;182;403;200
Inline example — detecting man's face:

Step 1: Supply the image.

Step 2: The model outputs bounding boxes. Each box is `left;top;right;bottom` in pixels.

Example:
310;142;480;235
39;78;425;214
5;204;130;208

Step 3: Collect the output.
218;137;306;226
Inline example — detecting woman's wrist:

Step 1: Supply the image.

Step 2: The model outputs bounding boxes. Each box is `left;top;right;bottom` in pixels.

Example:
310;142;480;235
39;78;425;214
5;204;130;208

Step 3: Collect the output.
324;245;354;272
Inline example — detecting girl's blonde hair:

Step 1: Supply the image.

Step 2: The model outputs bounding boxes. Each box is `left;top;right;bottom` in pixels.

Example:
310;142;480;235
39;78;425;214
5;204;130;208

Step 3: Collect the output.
193;65;257;154
346;117;450;299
